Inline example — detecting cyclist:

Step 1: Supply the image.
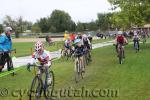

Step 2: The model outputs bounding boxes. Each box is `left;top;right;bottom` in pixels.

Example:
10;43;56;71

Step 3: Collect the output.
0;27;14;72
74;39;85;72
82;34;91;49
82;34;92;61
29;41;52;85
133;35;140;51
141;30;146;43
64;37;72;54
114;31;128;58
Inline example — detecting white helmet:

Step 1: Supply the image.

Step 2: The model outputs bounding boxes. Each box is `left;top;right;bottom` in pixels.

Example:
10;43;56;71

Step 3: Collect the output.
5;27;12;33
35;41;43;52
118;31;123;35
82;34;87;38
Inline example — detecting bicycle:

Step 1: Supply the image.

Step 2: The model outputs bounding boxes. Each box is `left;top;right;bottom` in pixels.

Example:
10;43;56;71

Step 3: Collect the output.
61;47;74;61
27;63;54;100
74;53;85;83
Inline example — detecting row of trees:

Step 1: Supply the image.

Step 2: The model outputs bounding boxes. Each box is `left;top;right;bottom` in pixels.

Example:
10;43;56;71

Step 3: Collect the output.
32;9;112;33
107;0;150;29
32;10;76;33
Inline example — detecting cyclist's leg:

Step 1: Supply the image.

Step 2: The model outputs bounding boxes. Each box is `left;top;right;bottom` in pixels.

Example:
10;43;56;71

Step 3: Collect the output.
44;63;51;85
122;45;125;58
137;41;140;50
0;53;7;72
80;56;85;72
0;54;5;72
37;67;43;79
6;53;14;71
133;40;136;48
116;43;118;53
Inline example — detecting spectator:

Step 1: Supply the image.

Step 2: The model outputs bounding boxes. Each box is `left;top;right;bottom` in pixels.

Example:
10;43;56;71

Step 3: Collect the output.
0;27;14;72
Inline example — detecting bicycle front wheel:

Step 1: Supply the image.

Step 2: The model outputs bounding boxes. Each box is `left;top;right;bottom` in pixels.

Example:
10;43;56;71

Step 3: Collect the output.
75;59;80;83
119;49;123;64
29;76;43;100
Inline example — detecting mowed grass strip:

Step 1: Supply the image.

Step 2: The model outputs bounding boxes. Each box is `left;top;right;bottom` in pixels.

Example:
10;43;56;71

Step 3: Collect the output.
0;43;150;100
12;41;64;57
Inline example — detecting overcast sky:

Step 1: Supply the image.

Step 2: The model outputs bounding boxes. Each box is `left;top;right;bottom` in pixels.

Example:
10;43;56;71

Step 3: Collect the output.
0;0;112;23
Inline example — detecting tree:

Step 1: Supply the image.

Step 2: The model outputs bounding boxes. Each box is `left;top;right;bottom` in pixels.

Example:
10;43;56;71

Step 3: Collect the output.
3;15;32;38
49;9;75;32
108;0;150;27
76;22;84;31
37;18;49;33
31;23;41;33
96;13;112;31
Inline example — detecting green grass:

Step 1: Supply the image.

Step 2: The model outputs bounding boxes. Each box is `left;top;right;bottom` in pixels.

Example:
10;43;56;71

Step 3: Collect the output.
92;38;113;44
12;41;64;57
1;43;150;100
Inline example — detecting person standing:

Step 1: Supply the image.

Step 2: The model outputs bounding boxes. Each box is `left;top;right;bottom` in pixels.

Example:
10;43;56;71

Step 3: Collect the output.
0;27;14;72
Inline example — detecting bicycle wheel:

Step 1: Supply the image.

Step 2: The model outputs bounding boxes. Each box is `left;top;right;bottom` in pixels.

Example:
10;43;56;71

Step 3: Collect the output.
75;58;80;83
135;43;138;53
80;59;85;79
44;70;55;99
119;48;123;64
29;76;43;100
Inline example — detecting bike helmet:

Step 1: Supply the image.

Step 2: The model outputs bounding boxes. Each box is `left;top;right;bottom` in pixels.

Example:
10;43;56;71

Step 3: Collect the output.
118;31;123;35
35;41;43;52
74;39;81;44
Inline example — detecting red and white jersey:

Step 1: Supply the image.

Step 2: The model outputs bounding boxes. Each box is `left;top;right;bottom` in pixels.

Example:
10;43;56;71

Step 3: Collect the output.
32;50;51;64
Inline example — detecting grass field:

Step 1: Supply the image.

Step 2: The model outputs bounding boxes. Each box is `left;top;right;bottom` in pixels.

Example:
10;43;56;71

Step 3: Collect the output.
1;42;150;100
12;41;64;57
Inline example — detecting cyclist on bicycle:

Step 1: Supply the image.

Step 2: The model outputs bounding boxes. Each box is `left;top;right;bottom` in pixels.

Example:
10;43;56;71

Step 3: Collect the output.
82;34;91;49
82;34;92;61
74;39;85;72
30;41;52;85
114;31;128;58
133;34;140;51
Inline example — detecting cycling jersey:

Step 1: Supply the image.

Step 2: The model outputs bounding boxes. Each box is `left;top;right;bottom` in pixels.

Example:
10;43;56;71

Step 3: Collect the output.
117;35;124;44
32;50;51;64
74;45;84;57
65;39;72;47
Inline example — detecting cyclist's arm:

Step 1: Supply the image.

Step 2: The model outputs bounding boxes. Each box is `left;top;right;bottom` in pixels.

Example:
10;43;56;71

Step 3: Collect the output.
87;38;91;45
113;37;117;45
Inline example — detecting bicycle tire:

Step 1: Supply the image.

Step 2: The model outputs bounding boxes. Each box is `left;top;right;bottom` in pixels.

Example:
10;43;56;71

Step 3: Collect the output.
119;48;123;64
75;59;80;83
29;76;43;100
